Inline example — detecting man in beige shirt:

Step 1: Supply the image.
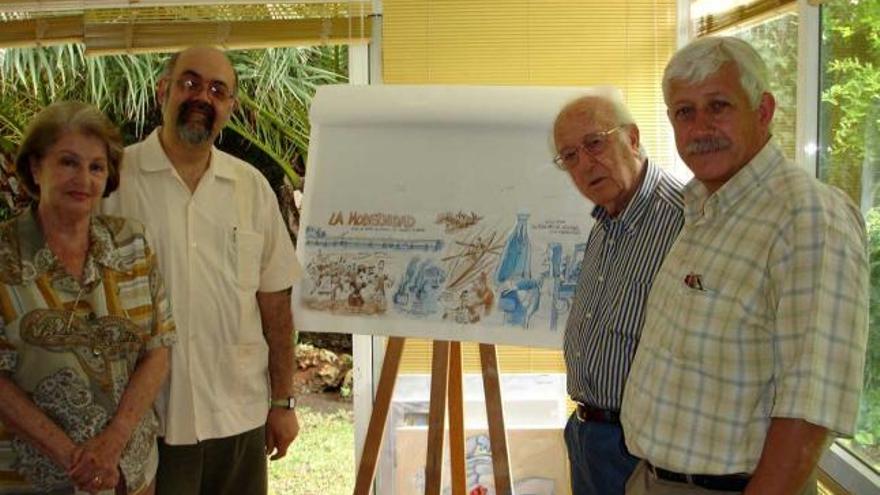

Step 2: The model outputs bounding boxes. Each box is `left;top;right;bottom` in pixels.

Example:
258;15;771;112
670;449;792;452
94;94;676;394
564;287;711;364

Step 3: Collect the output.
104;46;302;495
622;36;868;495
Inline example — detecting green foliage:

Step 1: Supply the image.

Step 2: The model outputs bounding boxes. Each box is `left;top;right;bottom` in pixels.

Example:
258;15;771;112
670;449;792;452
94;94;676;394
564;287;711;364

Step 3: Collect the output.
820;1;880;468
856;208;880;465
0;44;348;218
819;0;880;202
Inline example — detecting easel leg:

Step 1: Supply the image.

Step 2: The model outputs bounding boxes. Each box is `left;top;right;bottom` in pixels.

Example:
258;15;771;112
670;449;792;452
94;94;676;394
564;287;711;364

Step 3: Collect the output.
448;341;467;495
353;337;406;495
479;343;513;495
425;340;451;495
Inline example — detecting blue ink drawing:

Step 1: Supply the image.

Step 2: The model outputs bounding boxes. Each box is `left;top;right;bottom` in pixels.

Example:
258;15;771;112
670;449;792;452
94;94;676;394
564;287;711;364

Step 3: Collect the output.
393;257;446;316
541;242;584;330
495;213;542;328
305;226;443;252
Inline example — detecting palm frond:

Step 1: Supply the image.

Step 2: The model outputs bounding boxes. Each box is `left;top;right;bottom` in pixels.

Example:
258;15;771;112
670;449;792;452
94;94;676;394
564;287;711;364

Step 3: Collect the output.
0;44;347;193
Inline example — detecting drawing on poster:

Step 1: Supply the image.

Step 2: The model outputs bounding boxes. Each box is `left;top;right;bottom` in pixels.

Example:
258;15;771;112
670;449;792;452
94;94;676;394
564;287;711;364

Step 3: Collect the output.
299;211;586;334
436;210;483;233
293;85;605;346
393;257;447;317
439;220;504;325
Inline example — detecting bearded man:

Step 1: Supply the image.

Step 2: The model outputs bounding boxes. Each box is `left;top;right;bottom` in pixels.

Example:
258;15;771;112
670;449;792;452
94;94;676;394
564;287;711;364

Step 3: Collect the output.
103;46;302;495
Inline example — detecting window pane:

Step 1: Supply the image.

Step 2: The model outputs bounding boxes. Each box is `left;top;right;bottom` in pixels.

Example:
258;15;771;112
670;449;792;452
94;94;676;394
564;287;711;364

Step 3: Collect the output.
818;0;880;473
727;10;799;161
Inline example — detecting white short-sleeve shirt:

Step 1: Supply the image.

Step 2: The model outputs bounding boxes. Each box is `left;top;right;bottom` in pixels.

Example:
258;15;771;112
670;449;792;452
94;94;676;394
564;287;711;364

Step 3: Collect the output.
103;129;302;444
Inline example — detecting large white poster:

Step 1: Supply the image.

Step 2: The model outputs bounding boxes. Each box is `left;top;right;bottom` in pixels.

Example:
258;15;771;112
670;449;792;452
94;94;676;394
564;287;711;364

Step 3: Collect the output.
294;85;599;348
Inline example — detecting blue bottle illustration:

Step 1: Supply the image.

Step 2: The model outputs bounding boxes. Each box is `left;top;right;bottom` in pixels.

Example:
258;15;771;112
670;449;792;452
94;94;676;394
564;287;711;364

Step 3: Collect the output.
495;213;531;284
495;213;541;327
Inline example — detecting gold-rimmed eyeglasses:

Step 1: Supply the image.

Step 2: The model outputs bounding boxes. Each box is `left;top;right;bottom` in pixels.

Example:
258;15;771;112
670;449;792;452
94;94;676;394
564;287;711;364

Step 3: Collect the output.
175;75;235;102
553;125;625;170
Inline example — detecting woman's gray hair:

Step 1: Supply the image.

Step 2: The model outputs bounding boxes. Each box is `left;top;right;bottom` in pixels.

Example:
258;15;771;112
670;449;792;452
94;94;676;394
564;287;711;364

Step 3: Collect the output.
662;36;769;109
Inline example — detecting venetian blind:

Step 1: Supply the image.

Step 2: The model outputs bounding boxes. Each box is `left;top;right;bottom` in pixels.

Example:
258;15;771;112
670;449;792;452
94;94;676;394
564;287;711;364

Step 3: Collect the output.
383;0;678;374
0;2;371;54
692;0;795;36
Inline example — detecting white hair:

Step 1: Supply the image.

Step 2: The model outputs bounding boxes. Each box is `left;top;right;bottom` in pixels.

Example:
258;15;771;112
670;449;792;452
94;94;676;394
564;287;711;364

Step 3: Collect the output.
662;36;769;109
554;88;647;159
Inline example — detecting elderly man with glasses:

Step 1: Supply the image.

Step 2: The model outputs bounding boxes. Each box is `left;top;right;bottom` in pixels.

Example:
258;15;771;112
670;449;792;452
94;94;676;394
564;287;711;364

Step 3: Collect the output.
552;92;685;495
103;46;302;495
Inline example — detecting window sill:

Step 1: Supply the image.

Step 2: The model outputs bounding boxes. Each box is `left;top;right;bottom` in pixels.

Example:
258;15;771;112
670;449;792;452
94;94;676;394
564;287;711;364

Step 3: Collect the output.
819;442;879;495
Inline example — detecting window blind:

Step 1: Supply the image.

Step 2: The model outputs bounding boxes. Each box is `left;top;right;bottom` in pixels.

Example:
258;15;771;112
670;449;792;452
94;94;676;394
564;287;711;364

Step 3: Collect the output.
692;0;795;37
0;2;371;54
383;0;678;373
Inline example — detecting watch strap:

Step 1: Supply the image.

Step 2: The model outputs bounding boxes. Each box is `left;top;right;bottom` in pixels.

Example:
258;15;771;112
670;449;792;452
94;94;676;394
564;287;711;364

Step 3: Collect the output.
269;396;297;409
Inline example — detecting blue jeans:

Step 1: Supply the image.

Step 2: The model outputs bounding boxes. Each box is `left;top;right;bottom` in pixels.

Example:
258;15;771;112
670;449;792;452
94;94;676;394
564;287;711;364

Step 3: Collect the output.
564;411;640;495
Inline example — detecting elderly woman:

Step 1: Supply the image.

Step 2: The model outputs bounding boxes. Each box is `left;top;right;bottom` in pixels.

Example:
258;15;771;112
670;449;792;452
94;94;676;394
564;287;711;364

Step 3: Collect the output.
0;101;175;495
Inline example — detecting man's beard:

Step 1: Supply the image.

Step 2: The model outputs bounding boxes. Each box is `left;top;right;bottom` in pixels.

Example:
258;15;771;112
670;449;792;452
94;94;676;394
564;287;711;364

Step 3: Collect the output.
175;100;216;145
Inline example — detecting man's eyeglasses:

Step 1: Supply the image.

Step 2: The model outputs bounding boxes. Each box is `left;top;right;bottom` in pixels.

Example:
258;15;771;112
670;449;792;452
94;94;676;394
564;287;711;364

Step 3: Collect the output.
175;75;234;102
553;125;625;170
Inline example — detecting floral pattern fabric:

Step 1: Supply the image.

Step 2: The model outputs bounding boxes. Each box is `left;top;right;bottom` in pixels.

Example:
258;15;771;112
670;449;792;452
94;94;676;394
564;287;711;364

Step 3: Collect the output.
0;210;176;494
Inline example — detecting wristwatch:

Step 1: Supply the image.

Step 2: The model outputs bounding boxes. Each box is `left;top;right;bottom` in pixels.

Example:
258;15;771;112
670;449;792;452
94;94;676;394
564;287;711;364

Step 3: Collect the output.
270;396;297;410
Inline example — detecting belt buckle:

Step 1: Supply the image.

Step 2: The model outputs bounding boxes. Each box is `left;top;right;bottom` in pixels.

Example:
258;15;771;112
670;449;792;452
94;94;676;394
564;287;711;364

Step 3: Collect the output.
575;402;593;422
648;464;748;492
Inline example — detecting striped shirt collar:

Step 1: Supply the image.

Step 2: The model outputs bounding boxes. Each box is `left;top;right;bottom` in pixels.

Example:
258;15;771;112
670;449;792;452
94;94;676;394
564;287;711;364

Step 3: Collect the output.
683;139;781;223
592;159;661;233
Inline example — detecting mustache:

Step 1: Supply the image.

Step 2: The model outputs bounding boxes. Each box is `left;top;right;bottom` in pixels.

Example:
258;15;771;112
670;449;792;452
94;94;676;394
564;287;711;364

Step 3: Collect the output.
685;136;731;155
177;100;216;125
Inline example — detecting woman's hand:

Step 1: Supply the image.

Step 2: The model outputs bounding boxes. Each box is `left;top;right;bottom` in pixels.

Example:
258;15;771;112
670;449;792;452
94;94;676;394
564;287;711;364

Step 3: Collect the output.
67;426;126;492
69;347;170;493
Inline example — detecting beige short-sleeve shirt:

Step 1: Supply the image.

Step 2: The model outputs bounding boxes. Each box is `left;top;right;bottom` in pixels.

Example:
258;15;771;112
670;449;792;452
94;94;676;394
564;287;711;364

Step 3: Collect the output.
103;129;301;444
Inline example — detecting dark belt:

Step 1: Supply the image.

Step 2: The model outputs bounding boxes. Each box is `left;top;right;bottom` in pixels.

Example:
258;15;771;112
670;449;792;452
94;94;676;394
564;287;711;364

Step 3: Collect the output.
647;463;751;492
574;402;620;423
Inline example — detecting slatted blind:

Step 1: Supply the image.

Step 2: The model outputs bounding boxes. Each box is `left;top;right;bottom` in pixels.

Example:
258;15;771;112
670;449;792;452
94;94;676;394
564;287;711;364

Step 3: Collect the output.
0;14;81;47
691;0;795;36
383;0;678;374
0;2;371;54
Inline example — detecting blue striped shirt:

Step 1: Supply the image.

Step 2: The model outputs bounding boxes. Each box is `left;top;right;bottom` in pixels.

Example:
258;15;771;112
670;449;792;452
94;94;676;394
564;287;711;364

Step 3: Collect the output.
564;160;684;410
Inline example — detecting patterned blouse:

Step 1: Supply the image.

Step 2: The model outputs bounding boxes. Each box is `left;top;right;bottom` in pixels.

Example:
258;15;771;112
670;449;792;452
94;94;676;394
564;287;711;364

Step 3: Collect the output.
0;211;176;494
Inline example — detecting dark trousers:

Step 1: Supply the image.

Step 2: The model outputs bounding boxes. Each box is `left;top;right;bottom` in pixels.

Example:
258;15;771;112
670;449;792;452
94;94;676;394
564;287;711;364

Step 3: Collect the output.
564;411;640;495
156;425;267;495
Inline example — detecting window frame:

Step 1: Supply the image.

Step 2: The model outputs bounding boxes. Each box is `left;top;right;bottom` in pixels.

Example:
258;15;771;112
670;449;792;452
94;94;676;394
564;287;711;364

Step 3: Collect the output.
796;1;877;492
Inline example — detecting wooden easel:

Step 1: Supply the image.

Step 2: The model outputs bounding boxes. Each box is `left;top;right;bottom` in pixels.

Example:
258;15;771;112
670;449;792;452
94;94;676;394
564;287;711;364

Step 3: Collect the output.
352;337;513;495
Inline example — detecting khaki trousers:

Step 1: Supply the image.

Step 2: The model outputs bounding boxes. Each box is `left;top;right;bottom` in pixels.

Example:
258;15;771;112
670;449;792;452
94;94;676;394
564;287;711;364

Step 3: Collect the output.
625;461;818;495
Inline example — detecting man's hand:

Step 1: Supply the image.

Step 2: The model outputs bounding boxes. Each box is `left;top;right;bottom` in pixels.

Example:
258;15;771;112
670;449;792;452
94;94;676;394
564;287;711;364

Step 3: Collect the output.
744;418;829;495
265;407;300;460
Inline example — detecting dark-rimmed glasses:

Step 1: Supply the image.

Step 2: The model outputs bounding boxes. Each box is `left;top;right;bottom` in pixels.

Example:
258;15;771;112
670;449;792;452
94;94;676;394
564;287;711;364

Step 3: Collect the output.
175;75;234;102
553;125;624;170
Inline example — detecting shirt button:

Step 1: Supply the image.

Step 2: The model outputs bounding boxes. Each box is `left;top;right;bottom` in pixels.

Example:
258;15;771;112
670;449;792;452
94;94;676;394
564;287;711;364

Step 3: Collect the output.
92;348;102;356
608;239;615;245
597;275;604;283
191;242;197;248
585;312;592;319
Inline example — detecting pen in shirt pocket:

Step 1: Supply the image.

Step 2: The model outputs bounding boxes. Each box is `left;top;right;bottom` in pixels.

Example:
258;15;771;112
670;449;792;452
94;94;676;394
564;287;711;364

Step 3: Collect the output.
233;226;238;248
684;272;705;291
